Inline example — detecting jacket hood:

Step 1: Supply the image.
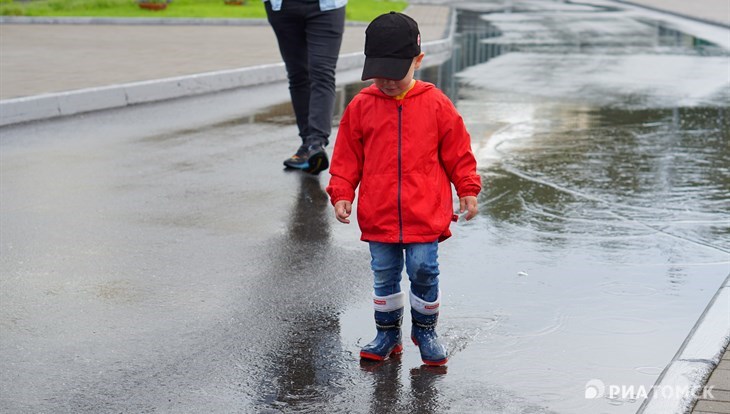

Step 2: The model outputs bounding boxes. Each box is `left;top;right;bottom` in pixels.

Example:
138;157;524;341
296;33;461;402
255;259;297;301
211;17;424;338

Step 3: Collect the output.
361;80;435;99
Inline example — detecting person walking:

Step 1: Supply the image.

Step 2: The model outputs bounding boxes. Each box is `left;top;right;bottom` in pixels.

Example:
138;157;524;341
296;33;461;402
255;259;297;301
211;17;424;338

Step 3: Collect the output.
264;0;347;174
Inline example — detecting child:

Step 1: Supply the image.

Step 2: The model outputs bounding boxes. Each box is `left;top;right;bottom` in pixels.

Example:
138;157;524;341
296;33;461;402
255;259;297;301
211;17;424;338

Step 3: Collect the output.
326;12;481;366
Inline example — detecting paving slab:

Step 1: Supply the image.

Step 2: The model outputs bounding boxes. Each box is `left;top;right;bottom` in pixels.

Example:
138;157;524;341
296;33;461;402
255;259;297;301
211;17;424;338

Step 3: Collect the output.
691;329;730;414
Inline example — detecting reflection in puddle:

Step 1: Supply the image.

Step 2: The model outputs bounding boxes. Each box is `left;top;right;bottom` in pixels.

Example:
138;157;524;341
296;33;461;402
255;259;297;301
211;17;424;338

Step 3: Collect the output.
321;4;725;414
472;103;729;256
445;4;728;413
249;5;726;122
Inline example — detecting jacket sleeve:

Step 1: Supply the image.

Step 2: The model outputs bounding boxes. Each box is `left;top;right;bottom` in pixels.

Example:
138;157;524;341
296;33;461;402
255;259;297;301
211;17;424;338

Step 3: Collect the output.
326;101;364;205
437;96;482;198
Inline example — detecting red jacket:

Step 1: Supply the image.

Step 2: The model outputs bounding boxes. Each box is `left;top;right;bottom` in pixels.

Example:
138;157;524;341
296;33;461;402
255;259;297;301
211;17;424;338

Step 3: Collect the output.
326;81;481;243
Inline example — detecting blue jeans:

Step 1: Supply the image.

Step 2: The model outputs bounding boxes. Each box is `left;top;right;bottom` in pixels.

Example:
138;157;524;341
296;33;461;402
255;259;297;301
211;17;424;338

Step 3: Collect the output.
369;241;440;302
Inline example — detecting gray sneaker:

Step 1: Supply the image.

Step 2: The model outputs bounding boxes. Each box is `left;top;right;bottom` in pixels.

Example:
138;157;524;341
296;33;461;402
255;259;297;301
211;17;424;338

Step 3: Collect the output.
302;144;329;175
283;145;309;169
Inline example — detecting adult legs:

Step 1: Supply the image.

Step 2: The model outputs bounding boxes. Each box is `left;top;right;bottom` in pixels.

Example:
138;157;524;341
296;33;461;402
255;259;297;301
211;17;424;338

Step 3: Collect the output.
265;1;344;174
302;4;345;148
265;1;311;145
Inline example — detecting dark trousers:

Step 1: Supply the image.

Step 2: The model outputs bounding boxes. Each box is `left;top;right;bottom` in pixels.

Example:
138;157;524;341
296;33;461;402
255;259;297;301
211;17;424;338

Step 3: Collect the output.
265;0;345;147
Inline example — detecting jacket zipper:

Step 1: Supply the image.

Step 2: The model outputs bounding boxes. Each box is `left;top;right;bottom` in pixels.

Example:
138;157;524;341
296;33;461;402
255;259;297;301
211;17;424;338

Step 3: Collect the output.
397;104;403;243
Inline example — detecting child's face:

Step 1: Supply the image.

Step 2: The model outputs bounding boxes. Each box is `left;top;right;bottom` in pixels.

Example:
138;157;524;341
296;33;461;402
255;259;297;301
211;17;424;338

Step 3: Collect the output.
373;53;425;97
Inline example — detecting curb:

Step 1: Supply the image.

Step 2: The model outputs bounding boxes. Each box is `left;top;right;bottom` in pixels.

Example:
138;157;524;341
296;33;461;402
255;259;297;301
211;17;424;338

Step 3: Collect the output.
0;16;269;26
0;13;453;127
0;62;287;126
637;273;730;414
611;0;730;29
0;16;367;26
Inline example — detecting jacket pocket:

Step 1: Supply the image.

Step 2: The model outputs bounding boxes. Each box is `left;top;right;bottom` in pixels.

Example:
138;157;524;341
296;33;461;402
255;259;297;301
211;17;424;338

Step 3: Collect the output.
401;172;448;235
358;174;399;237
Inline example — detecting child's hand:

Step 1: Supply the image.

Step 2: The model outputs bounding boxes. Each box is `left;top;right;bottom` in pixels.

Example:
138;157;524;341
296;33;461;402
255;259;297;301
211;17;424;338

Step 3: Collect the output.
334;200;352;224
459;196;478;221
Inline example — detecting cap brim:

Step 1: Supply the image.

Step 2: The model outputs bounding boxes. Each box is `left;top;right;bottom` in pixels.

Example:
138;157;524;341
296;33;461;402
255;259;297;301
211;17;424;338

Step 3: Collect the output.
361;57;413;81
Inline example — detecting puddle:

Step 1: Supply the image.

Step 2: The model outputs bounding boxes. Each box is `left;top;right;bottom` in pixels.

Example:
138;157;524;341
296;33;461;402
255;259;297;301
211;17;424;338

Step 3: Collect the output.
331;4;728;414
2;2;728;414
230;7;728;412
430;4;727;413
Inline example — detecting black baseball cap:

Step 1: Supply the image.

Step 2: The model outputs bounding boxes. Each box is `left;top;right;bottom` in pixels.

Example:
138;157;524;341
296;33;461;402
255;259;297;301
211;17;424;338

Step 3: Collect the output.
361;12;421;81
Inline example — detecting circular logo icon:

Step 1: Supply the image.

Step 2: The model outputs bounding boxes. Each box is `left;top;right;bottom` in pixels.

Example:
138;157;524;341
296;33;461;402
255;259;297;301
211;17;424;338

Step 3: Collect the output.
585;379;605;399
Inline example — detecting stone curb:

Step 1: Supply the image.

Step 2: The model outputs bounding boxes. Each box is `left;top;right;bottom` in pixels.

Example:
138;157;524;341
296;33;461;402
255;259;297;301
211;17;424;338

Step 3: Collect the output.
0;12;453;127
611;0;730;29
637;273;730;414
0;16;367;26
0;62;287;126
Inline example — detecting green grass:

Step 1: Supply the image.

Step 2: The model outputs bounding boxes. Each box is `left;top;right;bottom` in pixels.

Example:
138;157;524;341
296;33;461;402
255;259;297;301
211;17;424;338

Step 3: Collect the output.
0;0;407;21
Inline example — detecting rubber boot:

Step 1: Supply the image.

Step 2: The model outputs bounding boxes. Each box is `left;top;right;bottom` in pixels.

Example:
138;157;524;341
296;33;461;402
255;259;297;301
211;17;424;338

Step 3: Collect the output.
360;292;405;361
410;291;448;366
360;309;403;361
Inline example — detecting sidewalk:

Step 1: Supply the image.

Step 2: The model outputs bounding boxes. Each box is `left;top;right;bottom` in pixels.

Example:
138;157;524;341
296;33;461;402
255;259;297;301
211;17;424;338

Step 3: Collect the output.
0;4;452;125
692;347;730;414
0;1;728;414
0;5;450;101
0;0;727;102
1;0;727;124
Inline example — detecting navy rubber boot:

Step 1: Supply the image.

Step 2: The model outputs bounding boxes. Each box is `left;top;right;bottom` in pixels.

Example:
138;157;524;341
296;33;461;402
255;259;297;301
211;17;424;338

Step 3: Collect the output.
411;310;448;366
360;309;403;361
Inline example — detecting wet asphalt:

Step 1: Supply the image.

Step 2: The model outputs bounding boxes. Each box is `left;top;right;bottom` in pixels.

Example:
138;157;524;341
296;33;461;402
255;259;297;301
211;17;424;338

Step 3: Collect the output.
2;1;730;413
0;84;372;412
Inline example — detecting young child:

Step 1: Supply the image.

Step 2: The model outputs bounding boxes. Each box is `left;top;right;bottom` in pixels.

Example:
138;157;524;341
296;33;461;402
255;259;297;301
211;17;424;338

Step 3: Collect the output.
326;12;481;366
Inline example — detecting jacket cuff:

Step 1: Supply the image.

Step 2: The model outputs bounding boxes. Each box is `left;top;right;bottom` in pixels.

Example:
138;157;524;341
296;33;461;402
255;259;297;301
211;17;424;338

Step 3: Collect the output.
328;188;355;206
457;186;481;199
331;196;353;206
326;181;355;206
455;177;482;199
457;190;479;198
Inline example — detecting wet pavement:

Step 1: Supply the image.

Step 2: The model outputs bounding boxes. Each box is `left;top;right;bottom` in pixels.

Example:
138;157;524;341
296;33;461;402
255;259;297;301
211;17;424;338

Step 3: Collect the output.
0;5;450;100
613;0;730;27
1;1;729;413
